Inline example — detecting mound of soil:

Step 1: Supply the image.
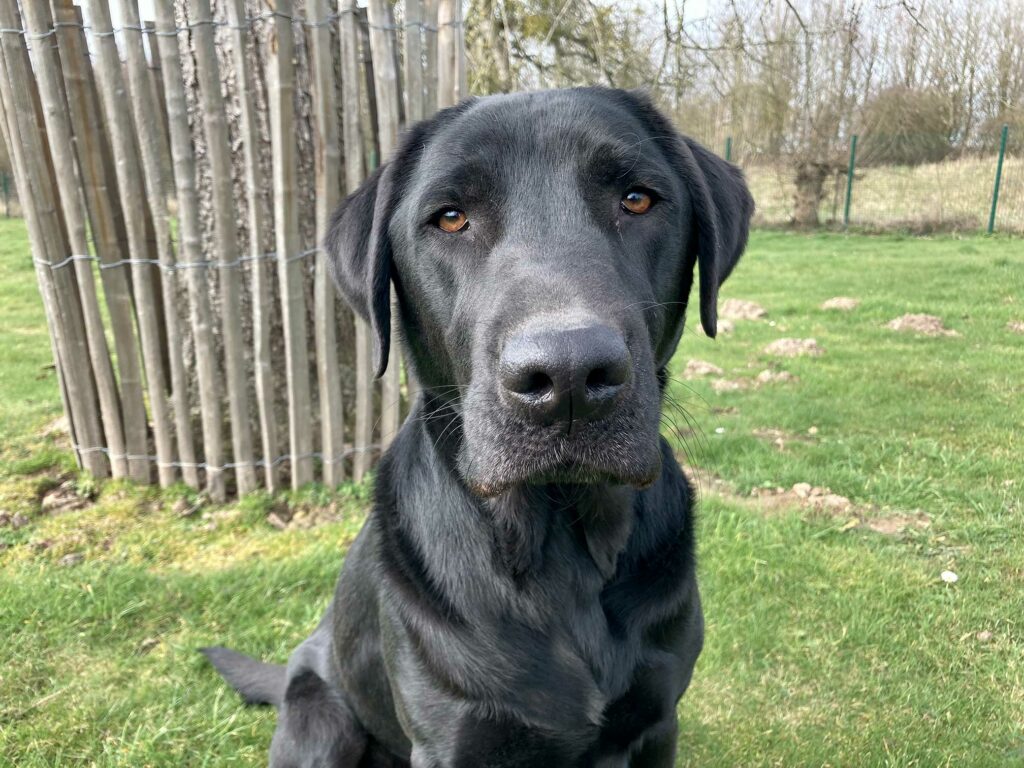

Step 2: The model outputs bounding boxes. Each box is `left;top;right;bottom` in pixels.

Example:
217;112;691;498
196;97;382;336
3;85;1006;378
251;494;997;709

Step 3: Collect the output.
886;313;959;337
720;298;767;320
763;338;824;357
821;296;860;311
684;359;724;378
755;369;797;385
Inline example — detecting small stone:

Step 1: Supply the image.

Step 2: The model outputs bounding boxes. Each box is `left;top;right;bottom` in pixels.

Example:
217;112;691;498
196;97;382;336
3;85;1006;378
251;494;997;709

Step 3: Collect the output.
792;482;812;499
267;512;289;531
1006;321;1024;334
137;637;160;654
976;630;993;643
714;427;726;435
807;426;819;436
58;552;84;567
11;513;30;530
940;570;959;584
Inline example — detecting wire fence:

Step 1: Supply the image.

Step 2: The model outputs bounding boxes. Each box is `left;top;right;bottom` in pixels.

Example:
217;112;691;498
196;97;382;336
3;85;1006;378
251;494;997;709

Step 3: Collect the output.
730;127;1022;234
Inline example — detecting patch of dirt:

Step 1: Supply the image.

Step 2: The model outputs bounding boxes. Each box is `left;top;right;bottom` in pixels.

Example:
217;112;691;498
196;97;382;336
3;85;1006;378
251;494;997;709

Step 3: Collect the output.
755;368;798;385
886;314;960;337
821;296;860;311
0;511;31;530
39;480;90;516
40;416;69;439
1007;321;1024;334
710;378;750;393
763;338;825;357
699;318;735;336
58;552;84;567
749;482;931;536
684;359;724;378
266;502;344;531
861;513;931;535
751;428;814;451
720;298;767;320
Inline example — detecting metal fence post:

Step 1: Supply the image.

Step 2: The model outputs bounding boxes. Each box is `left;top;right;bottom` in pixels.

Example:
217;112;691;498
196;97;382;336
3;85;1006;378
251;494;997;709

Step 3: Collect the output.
843;134;858;229
724;135;732;163
988;124;1009;235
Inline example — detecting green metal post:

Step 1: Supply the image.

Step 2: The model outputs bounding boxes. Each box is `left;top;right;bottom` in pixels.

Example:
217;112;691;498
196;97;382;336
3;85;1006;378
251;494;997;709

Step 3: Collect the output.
988;124;1009;235
724;136;732;163
843;134;858;229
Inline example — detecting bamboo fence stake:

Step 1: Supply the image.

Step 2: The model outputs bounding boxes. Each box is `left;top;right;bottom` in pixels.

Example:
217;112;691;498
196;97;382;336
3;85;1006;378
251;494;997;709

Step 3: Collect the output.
0;1;106;476
405;0;426;125
143;20;174;198
367;0;403;451
85;0;178;486
225;0;279;492
437;0;456;108
0;16;102;475
311;0;346;486
190;0;257;495
340;0;375;482
116;0;200;488
54;1;150;483
270;0;314;488
21;0;127;477
153;0;227;501
423;0;439;115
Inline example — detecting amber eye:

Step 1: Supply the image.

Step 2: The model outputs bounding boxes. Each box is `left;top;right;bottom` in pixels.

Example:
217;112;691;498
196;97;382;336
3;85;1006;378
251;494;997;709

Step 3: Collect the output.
437;208;468;233
621;189;653;215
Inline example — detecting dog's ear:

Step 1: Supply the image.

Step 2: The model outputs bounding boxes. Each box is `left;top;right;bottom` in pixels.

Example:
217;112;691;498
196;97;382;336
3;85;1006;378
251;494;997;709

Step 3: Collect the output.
611;89;753;339
325;163;396;378
676;136;754;338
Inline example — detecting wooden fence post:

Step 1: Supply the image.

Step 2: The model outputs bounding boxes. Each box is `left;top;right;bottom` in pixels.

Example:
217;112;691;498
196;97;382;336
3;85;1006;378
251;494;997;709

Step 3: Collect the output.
189;0;257;495
423;0;439;114
85;0;178;487
54;0;150;483
115;0;200;488
367;0;403;452
270;0;314;488
437;0;457;108
21;0;127;478
153;0;227;501
225;0;280;492
0;3;106;477
311;0;347;487
340;0;375;482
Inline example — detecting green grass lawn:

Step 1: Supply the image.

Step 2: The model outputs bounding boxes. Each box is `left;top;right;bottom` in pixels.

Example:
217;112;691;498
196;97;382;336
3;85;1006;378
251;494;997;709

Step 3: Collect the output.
1;216;1023;766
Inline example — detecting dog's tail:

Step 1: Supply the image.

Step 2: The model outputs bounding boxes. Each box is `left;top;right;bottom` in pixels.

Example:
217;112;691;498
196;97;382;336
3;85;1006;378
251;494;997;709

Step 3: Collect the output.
200;646;287;707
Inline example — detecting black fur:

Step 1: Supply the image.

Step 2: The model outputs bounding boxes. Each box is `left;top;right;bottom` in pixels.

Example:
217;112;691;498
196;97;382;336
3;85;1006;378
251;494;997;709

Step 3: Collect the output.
205;87;752;767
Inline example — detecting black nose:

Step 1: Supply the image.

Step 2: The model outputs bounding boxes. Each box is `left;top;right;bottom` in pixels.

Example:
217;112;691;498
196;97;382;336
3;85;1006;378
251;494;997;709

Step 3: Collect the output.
499;325;632;426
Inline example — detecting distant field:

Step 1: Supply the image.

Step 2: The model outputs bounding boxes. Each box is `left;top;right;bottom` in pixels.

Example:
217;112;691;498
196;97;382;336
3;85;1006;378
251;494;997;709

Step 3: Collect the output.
1;219;1024;765
746;155;1024;233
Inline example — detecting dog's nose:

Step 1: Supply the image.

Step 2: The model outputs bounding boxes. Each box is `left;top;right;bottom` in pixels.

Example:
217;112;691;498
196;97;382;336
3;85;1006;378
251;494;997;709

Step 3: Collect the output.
499;325;632;425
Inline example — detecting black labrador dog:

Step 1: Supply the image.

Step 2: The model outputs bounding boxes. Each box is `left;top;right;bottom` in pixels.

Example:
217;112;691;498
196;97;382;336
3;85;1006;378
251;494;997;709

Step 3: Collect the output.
204;87;752;767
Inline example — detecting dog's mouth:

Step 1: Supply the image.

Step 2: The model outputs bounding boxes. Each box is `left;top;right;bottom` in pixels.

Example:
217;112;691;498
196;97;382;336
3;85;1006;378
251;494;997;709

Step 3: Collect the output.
457;410;663;499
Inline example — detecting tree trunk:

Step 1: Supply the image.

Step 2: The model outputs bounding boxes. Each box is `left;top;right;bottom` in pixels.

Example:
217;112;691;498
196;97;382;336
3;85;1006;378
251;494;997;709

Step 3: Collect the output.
792;161;830;227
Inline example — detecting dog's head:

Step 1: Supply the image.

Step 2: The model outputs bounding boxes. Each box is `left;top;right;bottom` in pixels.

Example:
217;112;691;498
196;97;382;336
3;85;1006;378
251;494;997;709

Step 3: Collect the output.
327;88;752;497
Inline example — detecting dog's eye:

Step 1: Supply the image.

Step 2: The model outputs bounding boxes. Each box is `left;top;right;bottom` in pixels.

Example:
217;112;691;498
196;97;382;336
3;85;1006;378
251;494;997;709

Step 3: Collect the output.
436;208;469;233
621;189;654;215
